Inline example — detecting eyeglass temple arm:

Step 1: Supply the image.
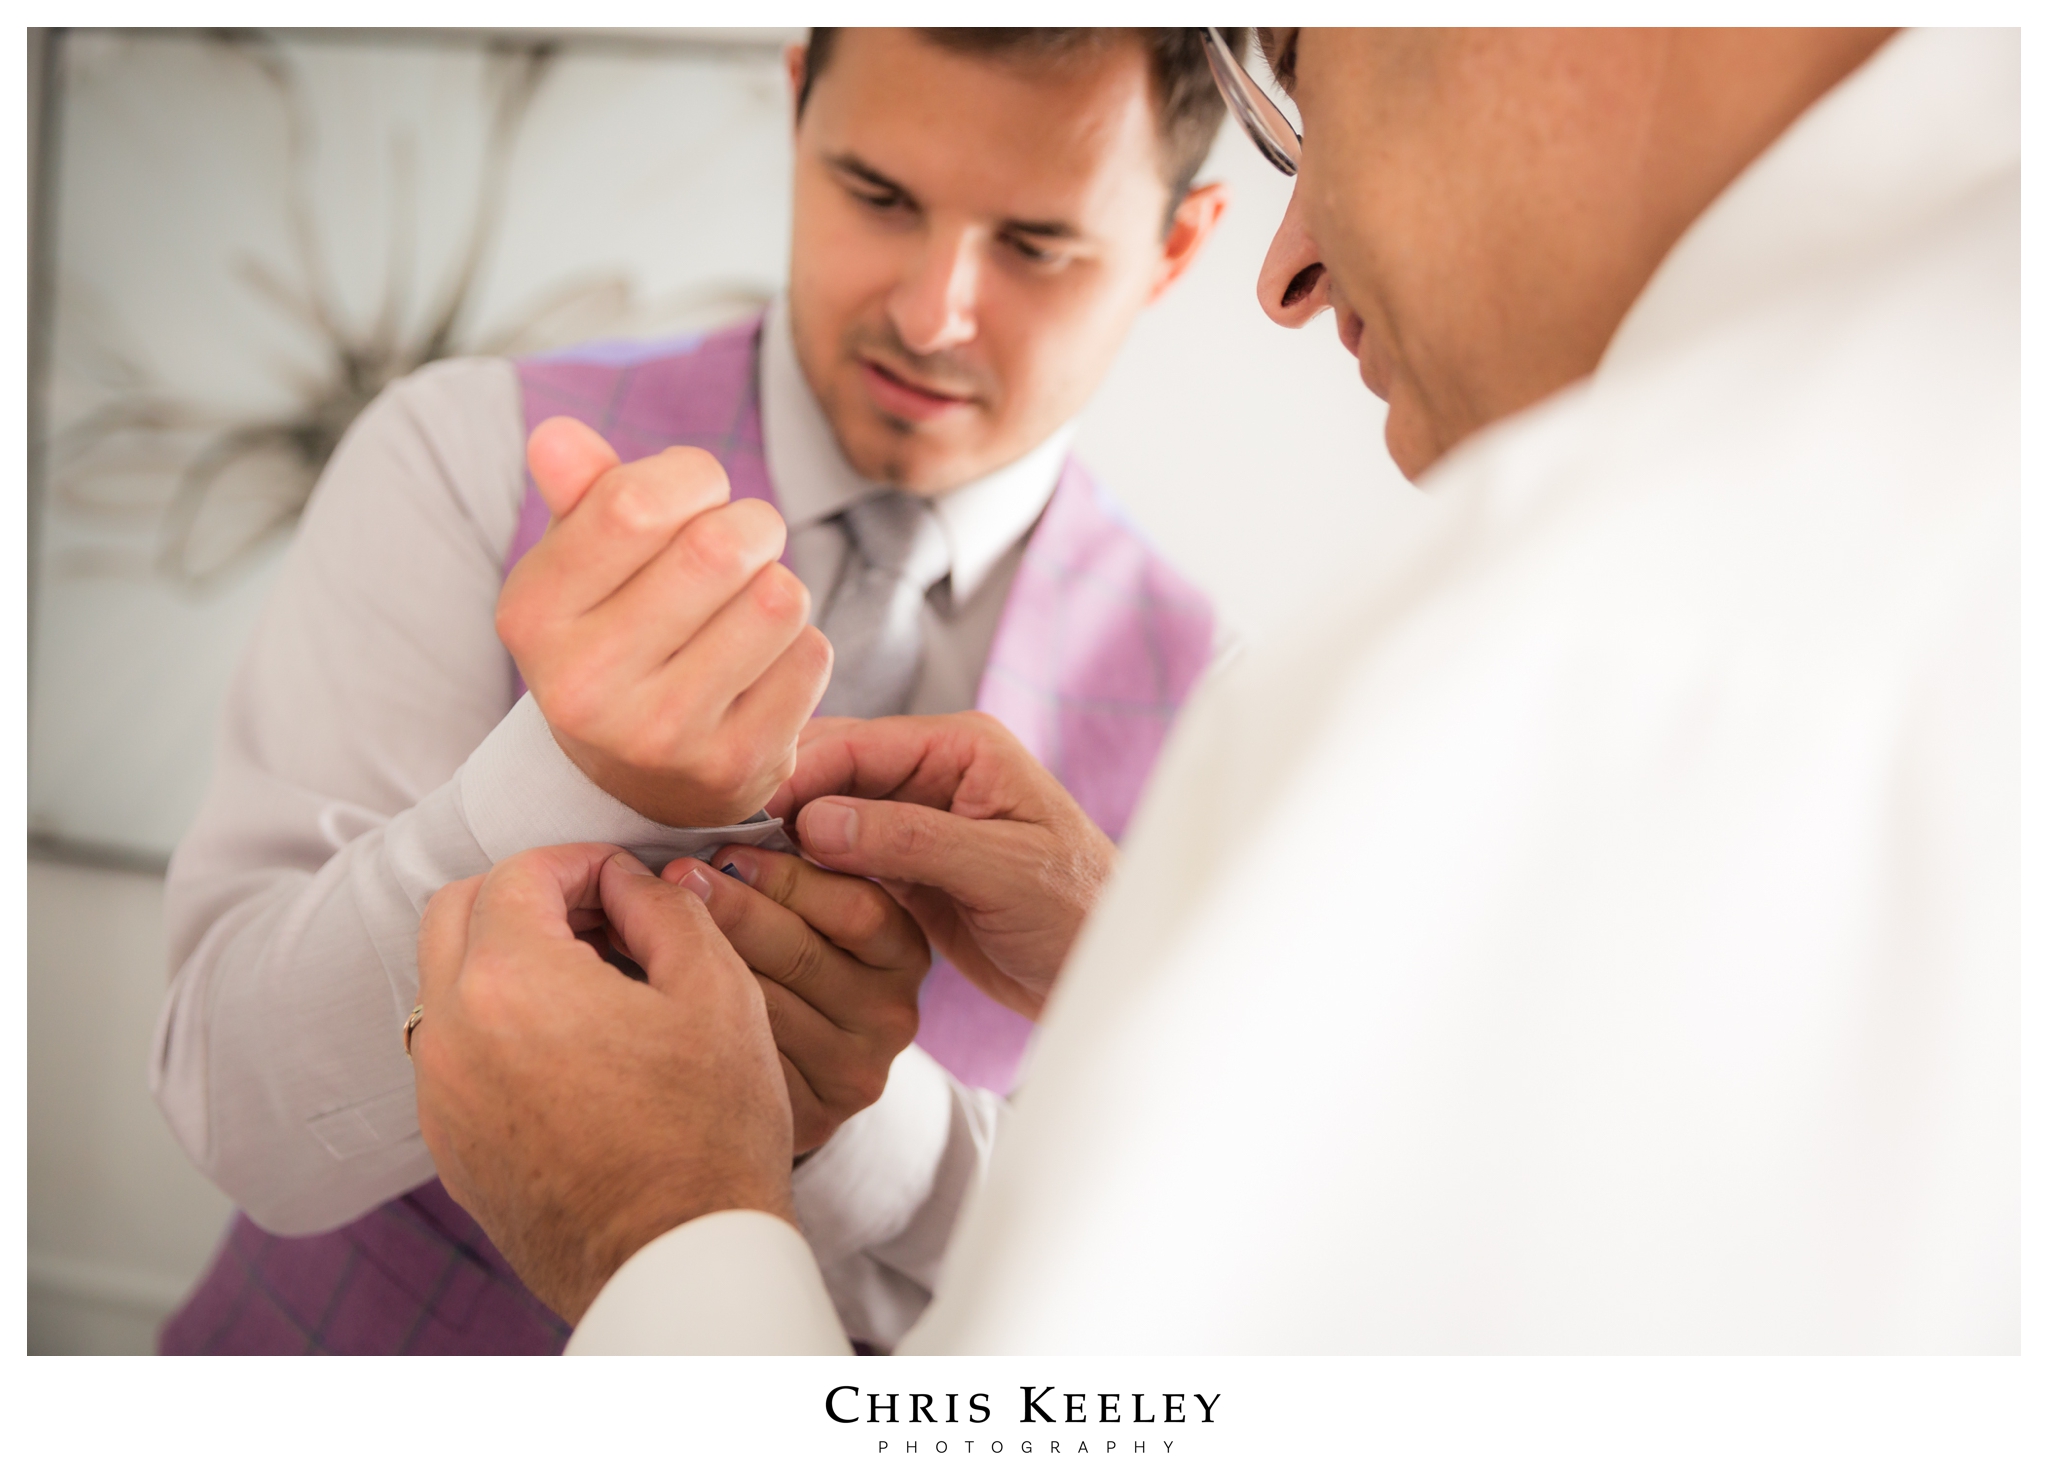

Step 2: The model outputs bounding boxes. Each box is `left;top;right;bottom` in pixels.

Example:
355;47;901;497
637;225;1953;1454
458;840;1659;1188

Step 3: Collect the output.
1200;26;1299;178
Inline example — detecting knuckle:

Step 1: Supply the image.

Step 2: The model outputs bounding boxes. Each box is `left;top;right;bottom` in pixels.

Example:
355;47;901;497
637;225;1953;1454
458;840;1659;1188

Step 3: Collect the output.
539;671;603;737
653;445;731;502
794;1110;831;1155
751;561;809;626
848;1059;890;1109
790;624;834;690
495;589;560;663
753;855;801;909
493;596;533;654
680;510;753;581
885;1003;921;1051
694;739;752;801
838;884;892;944
599;468;675;539
796;623;833;667
462;941;518;1002
422;878;463;924
762;744;799;795
731;497;788;552
895;804;942;855
781;923;829;987
616;732;671;772
759;986;793;1040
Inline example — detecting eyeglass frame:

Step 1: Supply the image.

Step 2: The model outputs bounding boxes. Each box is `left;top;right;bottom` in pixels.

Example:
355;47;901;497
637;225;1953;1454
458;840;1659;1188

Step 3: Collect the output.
1199;26;1301;177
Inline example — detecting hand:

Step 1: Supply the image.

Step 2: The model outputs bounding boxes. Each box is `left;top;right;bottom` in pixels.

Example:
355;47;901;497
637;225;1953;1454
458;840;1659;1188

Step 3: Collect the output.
496;417;834;827
412;844;792;1325
659;847;930;1156
766;712;1115;1022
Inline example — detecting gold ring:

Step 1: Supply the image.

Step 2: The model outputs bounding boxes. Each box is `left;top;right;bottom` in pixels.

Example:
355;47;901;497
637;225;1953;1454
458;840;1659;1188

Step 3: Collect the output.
403;1003;424;1058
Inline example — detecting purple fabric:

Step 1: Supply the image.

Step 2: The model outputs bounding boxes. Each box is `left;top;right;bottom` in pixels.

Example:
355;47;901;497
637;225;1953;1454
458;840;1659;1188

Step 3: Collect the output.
160;1180;567;1354
163;315;1213;1353
903;459;1215;1089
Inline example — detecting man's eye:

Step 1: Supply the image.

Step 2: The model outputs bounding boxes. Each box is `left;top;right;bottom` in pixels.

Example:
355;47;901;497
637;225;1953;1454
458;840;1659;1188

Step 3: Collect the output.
853;189;905;212
1005;234;1063;266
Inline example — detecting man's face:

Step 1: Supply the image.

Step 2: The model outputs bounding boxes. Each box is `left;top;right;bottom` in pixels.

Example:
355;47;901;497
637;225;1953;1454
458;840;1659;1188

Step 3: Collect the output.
1256;29;1684;480
787;30;1216;496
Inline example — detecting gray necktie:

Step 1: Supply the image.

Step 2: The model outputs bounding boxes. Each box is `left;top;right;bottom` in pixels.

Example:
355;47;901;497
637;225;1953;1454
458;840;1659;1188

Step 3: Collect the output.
814;490;951;718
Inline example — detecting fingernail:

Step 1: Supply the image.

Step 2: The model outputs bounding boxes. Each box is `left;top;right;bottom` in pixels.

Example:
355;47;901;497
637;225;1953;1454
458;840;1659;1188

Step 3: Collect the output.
609;851;653;876
720;853;758;886
676;864;715;903
804;800;858;854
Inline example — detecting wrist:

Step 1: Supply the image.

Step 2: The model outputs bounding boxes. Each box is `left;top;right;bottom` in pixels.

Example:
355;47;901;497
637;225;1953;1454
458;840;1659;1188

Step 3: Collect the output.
549;723;764;829
565;1174;796;1325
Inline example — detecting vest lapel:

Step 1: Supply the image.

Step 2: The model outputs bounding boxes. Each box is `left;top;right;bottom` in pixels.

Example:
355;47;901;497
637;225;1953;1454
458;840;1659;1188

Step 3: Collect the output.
916;460;1217;1093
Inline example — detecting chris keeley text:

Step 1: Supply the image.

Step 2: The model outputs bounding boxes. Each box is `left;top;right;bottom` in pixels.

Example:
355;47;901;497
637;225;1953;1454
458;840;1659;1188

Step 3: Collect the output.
827;1386;1218;1453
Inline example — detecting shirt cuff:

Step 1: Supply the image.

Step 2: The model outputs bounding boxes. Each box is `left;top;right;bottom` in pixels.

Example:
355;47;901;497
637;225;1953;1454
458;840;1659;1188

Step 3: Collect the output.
566;1209;852;1355
456;691;797;868
790;1044;957;1266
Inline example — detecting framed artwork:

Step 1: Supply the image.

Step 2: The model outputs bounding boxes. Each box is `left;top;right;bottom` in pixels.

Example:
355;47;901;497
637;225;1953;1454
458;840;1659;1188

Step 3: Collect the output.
28;27;796;862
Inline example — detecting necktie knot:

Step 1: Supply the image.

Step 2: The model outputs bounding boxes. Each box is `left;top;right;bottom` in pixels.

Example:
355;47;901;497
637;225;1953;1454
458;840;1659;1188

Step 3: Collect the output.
814;490;951;718
843;489;950;592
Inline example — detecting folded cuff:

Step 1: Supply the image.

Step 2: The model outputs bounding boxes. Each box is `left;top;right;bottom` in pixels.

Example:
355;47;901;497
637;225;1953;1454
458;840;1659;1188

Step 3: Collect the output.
567;1209;852;1355
457;691;796;869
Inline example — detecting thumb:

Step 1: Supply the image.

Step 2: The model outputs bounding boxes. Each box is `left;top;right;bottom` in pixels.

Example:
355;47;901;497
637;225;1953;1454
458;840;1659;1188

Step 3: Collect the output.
796;796;1019;910
526;415;621;519
597;852;745;1003
417;873;485;1011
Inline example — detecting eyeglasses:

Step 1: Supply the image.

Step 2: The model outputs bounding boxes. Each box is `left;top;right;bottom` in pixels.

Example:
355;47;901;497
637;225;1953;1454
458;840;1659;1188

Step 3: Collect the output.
1199;26;1301;177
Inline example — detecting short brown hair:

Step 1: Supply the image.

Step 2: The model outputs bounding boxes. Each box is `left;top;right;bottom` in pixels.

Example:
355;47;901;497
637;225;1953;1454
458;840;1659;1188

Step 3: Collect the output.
799;28;1248;209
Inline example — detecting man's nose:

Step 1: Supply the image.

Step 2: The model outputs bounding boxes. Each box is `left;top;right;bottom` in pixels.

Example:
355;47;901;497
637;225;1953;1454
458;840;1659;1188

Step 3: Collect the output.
1257;184;1330;327
890;227;981;356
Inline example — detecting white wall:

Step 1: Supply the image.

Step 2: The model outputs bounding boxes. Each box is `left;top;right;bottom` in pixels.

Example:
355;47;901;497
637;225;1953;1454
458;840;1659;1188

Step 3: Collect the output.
26;860;232;1353
1075;122;1423;648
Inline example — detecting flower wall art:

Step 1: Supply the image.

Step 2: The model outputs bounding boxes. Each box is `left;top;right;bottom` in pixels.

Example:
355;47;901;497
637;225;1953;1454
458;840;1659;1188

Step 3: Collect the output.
30;28;794;859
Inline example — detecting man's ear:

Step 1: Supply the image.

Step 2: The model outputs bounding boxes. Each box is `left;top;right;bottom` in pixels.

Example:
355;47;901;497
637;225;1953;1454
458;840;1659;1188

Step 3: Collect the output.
1148;181;1231;305
785;41;809;132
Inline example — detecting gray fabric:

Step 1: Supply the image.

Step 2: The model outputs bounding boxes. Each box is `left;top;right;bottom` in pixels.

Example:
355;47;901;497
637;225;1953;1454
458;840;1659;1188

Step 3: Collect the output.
815;491;951;718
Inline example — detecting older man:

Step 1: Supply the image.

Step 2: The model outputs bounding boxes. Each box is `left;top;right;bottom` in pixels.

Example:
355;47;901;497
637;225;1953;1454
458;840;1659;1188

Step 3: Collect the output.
155;28;1241;1353
413;27;2014;1351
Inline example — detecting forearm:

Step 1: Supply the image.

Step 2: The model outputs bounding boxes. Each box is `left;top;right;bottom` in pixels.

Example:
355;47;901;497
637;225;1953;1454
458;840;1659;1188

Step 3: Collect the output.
153;779;485;1232
155;699;801;1234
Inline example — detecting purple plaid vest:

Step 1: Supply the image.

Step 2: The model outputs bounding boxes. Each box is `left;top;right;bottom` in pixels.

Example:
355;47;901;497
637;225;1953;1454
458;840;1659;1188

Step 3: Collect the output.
160;317;1214;1354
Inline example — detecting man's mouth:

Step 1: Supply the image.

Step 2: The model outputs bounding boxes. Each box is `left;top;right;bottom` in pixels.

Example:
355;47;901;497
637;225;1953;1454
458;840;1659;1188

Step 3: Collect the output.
1337;309;1394;403
1336;308;1366;360
857;357;979;423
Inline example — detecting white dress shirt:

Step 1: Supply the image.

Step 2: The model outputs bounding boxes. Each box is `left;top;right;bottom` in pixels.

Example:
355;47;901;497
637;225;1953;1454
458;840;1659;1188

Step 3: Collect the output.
151;295;1059;1311
571;28;2016;1354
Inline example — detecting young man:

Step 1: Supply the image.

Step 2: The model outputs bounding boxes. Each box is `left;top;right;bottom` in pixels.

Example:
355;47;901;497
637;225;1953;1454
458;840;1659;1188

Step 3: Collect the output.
408;27;2012;1353
153;28;1242;1354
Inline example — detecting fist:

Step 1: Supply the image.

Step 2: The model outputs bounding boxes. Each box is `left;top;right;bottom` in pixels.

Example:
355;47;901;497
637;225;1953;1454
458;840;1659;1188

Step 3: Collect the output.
413;846;794;1324
770;712;1116;1022
496;417;834;827
663;846;930;1156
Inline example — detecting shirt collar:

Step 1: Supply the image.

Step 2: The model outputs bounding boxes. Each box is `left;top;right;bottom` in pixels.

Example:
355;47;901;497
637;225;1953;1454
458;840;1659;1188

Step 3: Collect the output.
1600;29;2015;381
758;295;1073;603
